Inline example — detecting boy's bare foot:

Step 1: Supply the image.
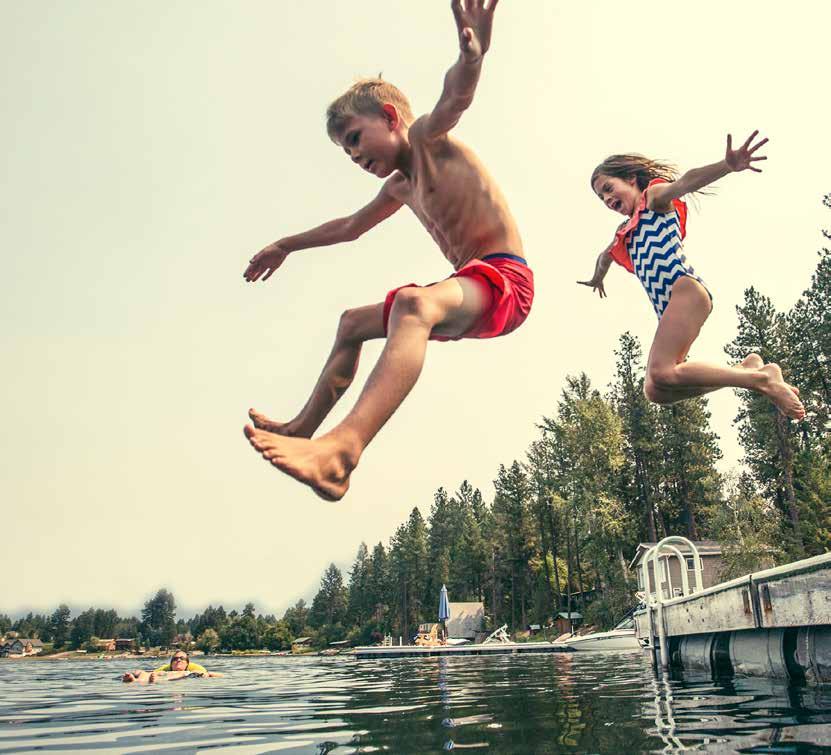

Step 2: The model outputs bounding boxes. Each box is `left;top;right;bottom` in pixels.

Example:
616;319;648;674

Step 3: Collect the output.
248;409;309;438
757;364;806;420
243;425;359;501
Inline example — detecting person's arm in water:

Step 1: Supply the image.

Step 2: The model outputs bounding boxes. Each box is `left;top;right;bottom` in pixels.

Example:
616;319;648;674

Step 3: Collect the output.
422;0;500;140
646;130;768;211
121;669;223;683
243;181;404;283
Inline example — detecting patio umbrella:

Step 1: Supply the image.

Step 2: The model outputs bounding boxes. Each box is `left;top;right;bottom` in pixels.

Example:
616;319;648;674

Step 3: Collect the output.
438;584;450;641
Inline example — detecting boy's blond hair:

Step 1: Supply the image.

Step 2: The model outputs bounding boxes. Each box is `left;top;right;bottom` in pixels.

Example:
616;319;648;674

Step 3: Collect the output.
326;78;414;142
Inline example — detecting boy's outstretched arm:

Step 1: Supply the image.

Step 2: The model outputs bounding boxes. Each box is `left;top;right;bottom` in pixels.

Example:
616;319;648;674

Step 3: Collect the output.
244;178;404;283
423;0;500;140
647;130;768;210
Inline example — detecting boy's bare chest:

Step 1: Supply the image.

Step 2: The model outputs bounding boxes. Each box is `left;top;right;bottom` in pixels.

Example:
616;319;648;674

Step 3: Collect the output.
396;156;467;222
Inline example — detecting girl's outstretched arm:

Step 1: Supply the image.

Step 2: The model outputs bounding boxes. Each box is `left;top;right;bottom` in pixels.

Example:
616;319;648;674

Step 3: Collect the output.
647;130;768;211
577;247;614;298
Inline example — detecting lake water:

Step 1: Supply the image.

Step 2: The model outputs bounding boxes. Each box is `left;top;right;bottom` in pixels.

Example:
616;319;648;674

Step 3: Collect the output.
1;652;830;753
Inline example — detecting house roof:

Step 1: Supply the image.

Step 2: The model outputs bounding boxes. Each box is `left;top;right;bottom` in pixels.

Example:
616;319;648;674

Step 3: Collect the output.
292;637;311;644
557;612;583;620
629;540;723;569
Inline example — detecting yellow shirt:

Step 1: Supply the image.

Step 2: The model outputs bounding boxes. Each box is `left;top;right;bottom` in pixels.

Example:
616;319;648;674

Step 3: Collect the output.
152;661;207;674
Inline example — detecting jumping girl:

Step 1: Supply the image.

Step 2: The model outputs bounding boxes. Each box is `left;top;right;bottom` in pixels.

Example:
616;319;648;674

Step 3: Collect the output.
578;131;805;420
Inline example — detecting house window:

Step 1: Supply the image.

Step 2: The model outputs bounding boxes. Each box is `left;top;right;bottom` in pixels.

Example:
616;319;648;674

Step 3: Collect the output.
637;570;643;589
686;557;695;570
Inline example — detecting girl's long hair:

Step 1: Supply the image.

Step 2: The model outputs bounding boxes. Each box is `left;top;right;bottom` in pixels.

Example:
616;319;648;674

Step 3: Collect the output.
590;154;679;192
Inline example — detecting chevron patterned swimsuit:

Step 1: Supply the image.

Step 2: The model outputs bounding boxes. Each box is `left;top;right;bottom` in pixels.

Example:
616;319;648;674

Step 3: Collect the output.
606;179;712;320
627;207;709;319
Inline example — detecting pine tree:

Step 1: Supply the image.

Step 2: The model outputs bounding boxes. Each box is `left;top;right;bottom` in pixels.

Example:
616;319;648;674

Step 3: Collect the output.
452;481;490;602
655;398;723;540
50;605;71;648
366;543;390;627
309;564;348;628
282;600;309;637
346;543;371;627
389;508;429;639
140;589;177;648
725;288;804;555
610;332;664;542
492;461;535;629
427;488;453;606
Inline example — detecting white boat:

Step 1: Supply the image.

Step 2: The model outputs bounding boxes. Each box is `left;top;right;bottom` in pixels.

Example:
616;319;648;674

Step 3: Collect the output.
554;616;641;652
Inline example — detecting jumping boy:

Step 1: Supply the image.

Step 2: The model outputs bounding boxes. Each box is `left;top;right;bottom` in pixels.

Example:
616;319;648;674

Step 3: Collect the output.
243;0;532;500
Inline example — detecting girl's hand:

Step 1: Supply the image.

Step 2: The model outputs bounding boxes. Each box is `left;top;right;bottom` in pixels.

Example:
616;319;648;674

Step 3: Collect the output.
577;248;613;298
725;130;768;173
577;278;607;298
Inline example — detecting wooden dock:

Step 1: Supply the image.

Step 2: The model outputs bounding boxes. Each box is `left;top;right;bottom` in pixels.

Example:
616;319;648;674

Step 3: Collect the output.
354;642;572;659
635;548;831;681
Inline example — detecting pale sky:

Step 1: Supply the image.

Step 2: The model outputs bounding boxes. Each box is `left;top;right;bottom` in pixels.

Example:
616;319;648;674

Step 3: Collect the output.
3;1;828;619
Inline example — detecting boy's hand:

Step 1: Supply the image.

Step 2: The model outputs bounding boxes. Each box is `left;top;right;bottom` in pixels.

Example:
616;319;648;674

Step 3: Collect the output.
244;242;289;283
452;0;499;62
725;130;768;173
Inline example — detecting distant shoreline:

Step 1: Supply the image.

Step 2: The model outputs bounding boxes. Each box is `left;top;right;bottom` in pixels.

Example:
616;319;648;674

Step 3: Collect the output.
1;650;312;661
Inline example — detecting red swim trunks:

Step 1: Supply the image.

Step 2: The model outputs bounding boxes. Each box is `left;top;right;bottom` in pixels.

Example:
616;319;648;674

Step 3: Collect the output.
383;253;534;342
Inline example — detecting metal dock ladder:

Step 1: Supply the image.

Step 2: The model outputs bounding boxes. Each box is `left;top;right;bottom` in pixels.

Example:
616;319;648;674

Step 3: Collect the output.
640;536;704;669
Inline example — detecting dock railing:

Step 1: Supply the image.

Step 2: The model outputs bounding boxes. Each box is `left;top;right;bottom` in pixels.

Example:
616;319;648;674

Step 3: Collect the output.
640;536;704;669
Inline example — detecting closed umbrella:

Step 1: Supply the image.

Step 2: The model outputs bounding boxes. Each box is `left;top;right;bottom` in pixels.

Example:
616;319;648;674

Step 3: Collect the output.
439;585;450;642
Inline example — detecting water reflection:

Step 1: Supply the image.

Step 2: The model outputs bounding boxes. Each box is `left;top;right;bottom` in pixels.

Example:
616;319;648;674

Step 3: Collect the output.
0;653;829;753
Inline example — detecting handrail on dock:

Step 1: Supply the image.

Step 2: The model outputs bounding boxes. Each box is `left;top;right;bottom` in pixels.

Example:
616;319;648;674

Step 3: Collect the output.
640;536;704;669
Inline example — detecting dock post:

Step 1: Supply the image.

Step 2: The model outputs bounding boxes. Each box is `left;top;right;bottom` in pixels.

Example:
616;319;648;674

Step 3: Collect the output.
647;603;656;664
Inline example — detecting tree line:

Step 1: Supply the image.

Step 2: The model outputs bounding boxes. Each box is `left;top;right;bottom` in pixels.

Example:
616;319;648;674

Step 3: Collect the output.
5;198;829;652
295;195;831;646
0;590;295;654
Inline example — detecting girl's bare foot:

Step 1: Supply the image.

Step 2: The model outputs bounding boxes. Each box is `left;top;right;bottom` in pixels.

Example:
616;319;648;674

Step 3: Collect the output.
740;355;800;397
248;409;309;438
243;425;360;501
758;364;806;420
740;353;764;369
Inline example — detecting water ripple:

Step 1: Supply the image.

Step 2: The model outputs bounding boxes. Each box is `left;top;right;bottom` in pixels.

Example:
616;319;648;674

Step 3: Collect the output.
1;653;829;752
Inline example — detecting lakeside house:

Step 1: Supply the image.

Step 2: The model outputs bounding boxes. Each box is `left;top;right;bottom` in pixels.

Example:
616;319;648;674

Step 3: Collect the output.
446;602;485;642
1;638;44;657
291;637;312;654
555;612;583;635
630;540;724;600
